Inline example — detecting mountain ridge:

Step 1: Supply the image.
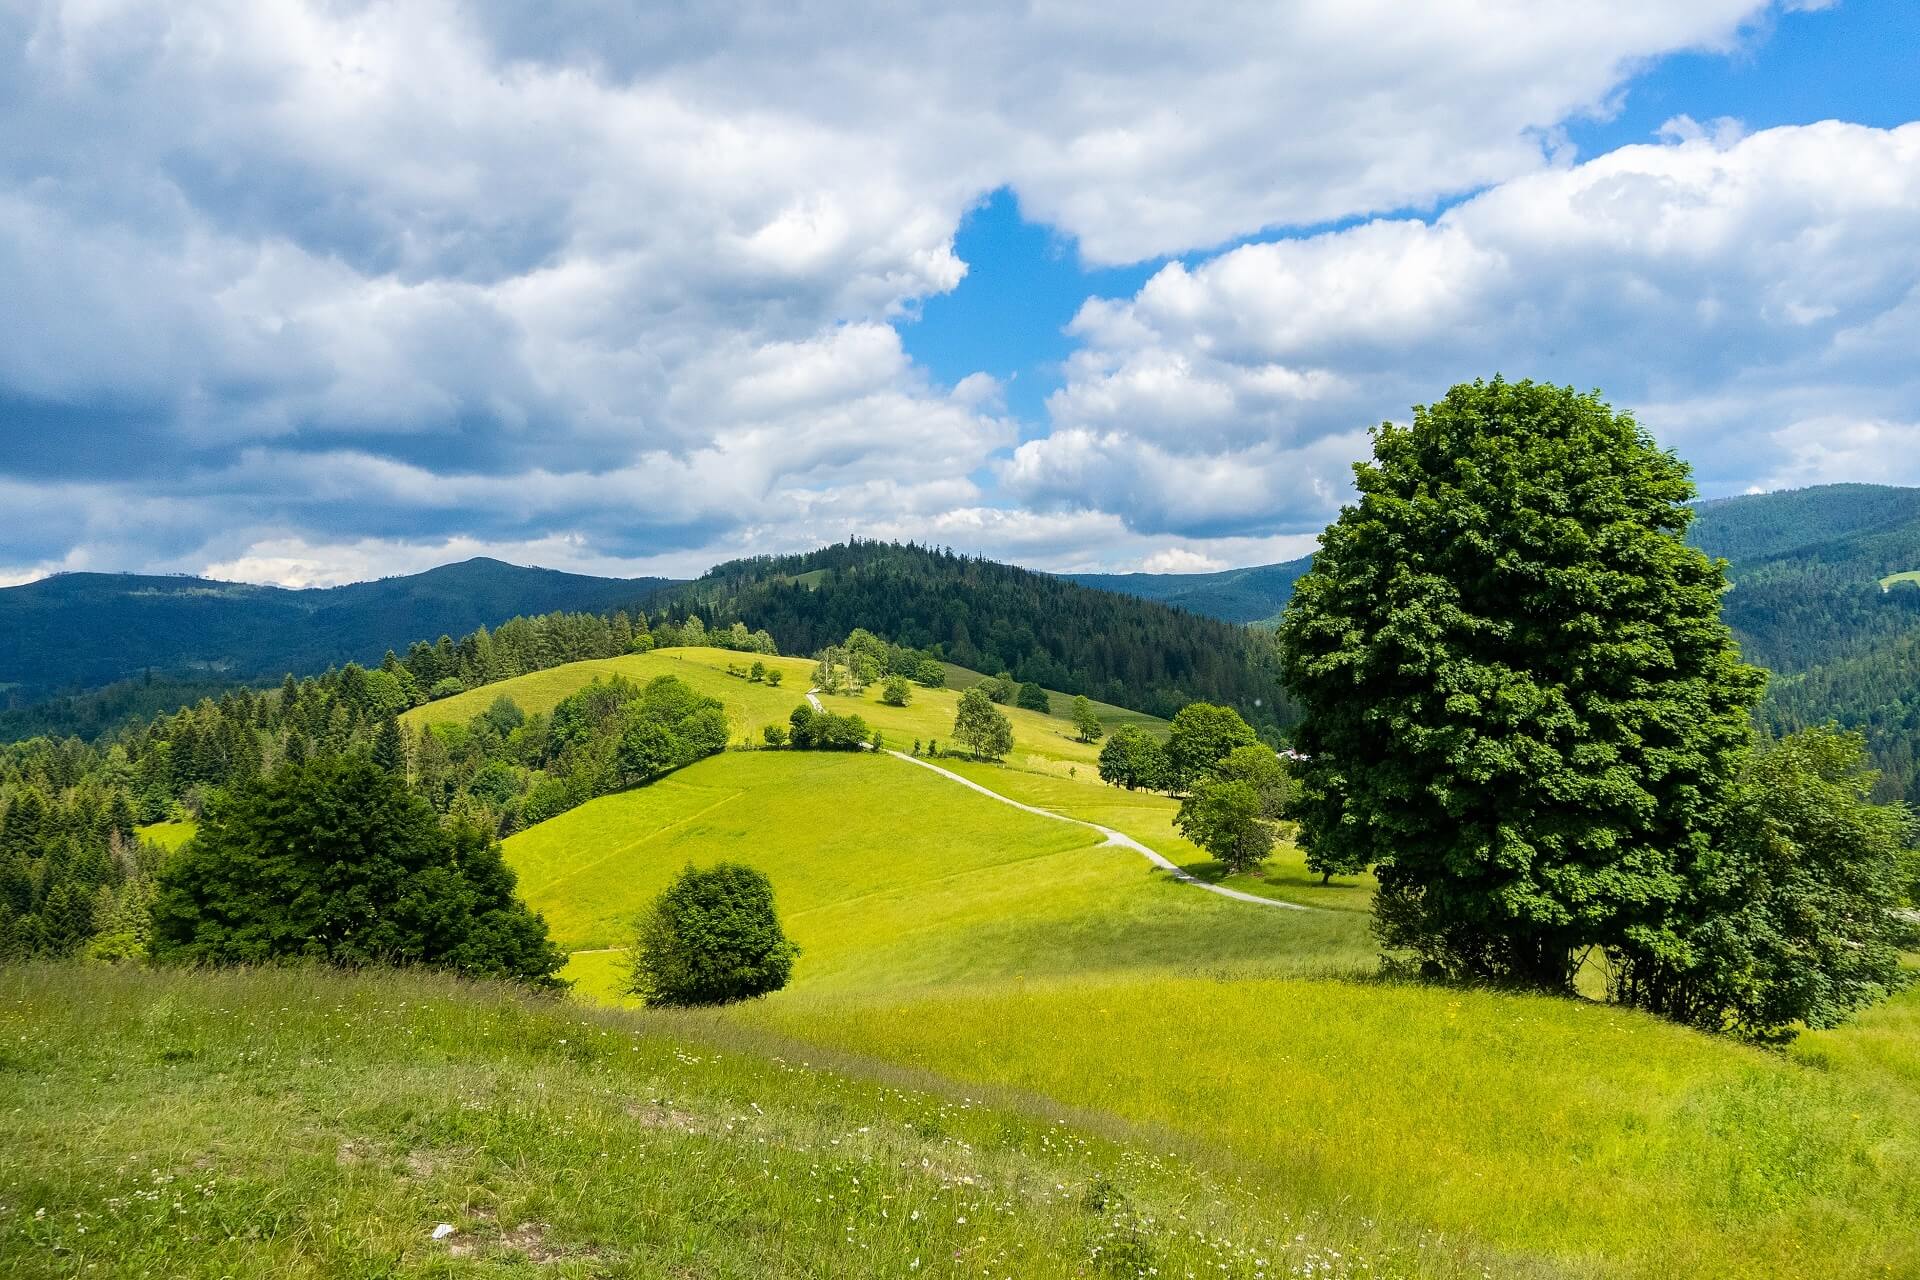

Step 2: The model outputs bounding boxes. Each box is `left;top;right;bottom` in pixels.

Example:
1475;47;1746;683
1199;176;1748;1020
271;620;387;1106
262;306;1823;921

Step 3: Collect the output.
0;557;678;702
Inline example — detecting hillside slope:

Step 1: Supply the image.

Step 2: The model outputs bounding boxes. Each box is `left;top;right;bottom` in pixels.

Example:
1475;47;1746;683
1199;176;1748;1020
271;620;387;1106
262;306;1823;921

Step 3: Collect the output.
492;730;1917;1280
663;541;1295;731
5;963;1443;1280
1062;557;1314;625
0;558;674;703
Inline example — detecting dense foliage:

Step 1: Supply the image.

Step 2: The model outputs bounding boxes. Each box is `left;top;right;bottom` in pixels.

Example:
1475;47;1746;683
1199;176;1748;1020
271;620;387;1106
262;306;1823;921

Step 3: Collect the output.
785;704;872;750
952;687;1013;760
150;754;563;983
0;604;740;959
1609;727;1911;1038
1282;380;1766;993
667;541;1295;732
0;743;157;962
1063;558;1315;626
629;862;798;1006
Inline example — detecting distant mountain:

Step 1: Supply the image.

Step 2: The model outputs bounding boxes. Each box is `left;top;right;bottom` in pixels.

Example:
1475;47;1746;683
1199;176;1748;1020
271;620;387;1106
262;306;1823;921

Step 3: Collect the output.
1061;558;1314;625
0;558;676;704
666;541;1296;731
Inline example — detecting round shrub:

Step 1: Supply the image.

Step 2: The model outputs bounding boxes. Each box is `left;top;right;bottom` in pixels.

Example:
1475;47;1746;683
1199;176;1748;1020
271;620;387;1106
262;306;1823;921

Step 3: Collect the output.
629;863;798;1006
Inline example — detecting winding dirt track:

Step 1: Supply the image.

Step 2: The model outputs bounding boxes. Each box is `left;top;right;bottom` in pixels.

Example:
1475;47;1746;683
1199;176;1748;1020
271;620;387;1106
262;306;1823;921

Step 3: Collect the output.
807;686;1312;911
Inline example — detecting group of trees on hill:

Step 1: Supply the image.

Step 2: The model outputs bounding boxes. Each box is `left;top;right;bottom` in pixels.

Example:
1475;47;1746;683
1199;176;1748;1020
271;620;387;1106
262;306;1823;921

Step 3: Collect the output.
1093;701;1293;873
663;540;1294;734
0;600;755;962
151;754;563;982
1280;379;1914;1041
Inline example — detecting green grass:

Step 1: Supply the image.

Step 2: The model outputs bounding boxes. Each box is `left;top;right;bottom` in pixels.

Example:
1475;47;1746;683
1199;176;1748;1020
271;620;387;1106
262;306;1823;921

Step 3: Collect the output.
402;647;1345;905
4;963;1524;1279
1878;569;1920;589
492;743;1920;1277
503;751;1368;997
135;820;198;851
21;651;1918;1278
751;975;1920;1280
401;647;818;746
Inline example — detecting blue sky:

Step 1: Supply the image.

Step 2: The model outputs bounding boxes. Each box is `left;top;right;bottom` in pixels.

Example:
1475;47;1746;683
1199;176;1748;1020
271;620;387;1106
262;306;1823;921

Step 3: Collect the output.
1;1;1916;584
907;0;1920;428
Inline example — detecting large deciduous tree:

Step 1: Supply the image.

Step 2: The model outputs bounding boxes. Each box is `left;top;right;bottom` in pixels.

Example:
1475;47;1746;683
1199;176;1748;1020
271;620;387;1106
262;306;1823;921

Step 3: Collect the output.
1279;379;1764;991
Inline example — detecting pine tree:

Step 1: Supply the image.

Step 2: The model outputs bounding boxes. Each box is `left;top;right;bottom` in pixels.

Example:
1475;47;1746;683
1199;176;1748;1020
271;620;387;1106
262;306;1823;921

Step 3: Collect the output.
373;717;407;777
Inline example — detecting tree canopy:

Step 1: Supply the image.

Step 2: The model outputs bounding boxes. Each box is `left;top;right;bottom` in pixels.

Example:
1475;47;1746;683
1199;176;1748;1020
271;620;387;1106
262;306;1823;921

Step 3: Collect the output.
953;687;1014;761
629;862;798;1006
150;754;563;984
1280;379;1765;992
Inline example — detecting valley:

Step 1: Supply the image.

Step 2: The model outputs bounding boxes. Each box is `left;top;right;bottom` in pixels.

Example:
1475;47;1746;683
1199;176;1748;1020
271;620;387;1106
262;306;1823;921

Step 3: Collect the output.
4;489;1918;1279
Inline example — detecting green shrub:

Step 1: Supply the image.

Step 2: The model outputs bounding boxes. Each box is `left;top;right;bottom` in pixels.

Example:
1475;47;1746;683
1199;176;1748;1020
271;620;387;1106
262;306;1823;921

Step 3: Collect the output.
629;863;798;1006
1016;682;1052;714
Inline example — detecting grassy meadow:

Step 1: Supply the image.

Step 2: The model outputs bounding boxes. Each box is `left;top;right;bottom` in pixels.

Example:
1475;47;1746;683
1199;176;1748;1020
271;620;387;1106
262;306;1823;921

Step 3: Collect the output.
23;648;1915;1278
505;751;1368;1000
400;643;1367;908
401;647;820;746
134;819;198;851
4;963;1517;1280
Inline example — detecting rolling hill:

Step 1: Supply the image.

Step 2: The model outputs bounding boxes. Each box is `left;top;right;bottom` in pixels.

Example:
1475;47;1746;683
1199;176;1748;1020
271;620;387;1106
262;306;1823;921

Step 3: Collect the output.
659;540;1296;732
11;640;1920;1277
0;557;675;706
1062;557;1314;625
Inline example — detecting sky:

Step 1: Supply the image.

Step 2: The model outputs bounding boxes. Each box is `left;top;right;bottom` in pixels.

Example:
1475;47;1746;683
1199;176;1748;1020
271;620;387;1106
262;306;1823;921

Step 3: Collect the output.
1;1;1916;587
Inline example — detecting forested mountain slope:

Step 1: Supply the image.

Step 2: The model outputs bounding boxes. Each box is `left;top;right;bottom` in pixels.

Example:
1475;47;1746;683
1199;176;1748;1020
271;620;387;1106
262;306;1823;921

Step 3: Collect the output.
1062;557;1314;625
665;541;1295;731
0;558;674;703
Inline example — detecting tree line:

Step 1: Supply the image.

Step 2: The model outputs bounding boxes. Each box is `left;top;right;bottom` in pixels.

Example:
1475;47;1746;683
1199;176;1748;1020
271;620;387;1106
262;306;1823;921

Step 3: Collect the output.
663;540;1297;734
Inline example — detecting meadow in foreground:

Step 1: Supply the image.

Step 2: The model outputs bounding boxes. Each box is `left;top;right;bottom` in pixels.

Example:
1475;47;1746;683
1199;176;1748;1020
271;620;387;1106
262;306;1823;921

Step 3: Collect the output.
0;963;1539;1280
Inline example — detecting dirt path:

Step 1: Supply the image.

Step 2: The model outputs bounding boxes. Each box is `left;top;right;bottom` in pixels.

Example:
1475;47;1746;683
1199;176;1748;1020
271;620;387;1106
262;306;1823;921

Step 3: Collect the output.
803;686;1312;912
884;749;1312;912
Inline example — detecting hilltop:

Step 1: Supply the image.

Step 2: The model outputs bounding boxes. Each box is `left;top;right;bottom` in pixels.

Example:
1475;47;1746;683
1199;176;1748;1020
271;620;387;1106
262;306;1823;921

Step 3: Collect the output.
663;541;1294;732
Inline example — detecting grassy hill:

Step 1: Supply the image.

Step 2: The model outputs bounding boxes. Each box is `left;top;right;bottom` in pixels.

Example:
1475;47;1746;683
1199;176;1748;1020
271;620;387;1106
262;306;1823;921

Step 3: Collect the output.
406;645;1367;911
12;639;1919;1277
6;962;1476;1279
401;648;1920;1277
661;541;1296;731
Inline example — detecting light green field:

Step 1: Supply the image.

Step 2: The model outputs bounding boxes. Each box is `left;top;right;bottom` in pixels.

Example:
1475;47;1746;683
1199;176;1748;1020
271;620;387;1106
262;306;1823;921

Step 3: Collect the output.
487;736;1920;1278
505;751;1367;998
135;819;197;851
6;963;1502;1279
406;647;1354;907
401;647;818;746
25;650;1911;1277
1878;569;1920;589
753;974;1920;1280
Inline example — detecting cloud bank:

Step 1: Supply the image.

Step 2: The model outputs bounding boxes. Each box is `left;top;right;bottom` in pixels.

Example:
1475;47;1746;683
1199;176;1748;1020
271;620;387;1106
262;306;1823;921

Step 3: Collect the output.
4;1;1911;583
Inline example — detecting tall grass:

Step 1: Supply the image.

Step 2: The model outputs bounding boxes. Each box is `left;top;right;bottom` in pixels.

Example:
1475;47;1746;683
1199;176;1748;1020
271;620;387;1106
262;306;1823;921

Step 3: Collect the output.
0;963;1541;1279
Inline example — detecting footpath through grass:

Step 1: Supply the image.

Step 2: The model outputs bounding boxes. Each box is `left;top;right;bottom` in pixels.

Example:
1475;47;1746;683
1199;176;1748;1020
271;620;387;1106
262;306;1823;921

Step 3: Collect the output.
419;645;1366;907
507;751;1370;1000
